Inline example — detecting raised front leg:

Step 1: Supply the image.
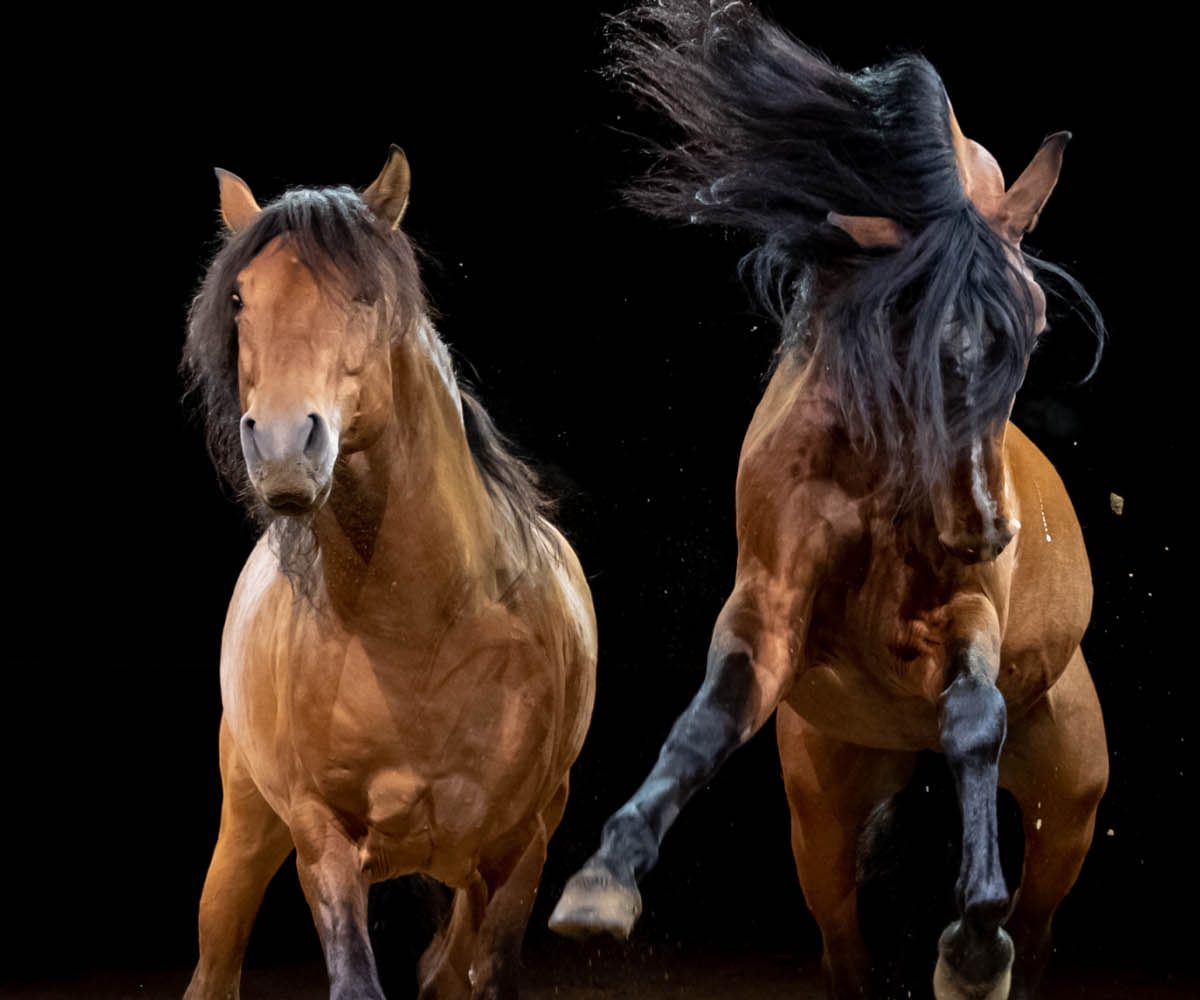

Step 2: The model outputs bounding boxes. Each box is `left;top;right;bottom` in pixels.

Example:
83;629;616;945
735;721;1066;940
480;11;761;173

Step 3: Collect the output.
776;702;916;999
1000;647;1107;999
291;801;385;1000
550;585;795;939
185;720;293;1000
934;638;1014;1000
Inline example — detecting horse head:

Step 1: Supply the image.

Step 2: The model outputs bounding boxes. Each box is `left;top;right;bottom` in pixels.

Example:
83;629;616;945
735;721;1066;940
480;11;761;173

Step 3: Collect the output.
830;112;1067;563
203;148;414;516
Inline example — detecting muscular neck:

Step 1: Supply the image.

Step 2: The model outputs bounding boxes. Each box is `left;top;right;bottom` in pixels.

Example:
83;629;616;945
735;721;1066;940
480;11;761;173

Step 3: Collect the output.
312;321;498;644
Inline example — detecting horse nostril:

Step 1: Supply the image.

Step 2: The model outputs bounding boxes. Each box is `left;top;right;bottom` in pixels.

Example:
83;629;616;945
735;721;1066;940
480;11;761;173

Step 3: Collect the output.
304;413;328;460
239;413;261;462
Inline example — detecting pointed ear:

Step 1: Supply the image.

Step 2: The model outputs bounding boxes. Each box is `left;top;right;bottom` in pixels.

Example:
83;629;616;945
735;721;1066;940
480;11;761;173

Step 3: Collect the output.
827;211;910;250
215;167;261;233
363;145;411;229
997;131;1071;242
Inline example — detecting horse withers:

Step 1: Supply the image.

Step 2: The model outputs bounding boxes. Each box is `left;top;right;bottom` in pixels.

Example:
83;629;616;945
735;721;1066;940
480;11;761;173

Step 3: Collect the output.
182;148;596;999
550;4;1106;999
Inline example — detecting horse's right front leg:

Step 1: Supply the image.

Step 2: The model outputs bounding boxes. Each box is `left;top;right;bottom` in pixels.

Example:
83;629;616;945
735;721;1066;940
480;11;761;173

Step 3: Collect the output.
291;800;385;1000
550;582;796;939
185;719;293;1000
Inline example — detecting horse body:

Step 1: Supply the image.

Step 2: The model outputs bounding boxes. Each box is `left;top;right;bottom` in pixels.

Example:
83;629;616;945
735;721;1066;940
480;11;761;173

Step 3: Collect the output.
551;5;1106;998
739;357;1090;752
185;152;595;1000
221;515;594;889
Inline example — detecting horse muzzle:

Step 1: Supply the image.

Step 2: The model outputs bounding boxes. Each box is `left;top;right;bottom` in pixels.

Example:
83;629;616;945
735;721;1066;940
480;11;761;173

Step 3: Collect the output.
240;410;337;515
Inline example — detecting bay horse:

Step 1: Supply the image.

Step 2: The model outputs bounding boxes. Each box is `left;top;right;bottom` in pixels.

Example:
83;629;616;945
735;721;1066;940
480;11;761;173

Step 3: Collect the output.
182;148;596;999
550;4;1107;998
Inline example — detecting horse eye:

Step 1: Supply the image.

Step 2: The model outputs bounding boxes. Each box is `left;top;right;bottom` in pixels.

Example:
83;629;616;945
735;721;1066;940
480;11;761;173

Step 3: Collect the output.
231;291;243;309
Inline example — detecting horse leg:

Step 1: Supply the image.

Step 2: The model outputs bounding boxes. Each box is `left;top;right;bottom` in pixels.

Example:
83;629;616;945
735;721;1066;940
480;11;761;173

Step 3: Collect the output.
292;802;386;1000
550;585;793;938
776;701;916;999
417;876;489;1000
934;637;1014;1000
184;720;292;1000
469;819;550;998
999;648;1107;999
420;782;567;999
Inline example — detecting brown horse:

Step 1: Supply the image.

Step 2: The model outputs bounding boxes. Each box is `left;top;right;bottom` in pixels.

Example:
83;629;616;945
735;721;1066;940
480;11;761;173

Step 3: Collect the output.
181;148;596;1000
550;4;1106;999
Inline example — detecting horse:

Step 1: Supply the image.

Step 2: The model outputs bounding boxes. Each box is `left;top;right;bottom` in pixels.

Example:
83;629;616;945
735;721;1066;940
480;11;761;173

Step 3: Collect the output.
549;4;1107;999
181;147;597;1000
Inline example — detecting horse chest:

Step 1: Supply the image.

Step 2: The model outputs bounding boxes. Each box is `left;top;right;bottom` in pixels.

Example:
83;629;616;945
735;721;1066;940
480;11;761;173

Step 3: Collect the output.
792;536;976;749
289;633;561;876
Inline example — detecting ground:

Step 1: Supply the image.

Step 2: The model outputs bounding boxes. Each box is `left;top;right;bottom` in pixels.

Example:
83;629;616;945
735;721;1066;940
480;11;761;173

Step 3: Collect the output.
12;945;1195;999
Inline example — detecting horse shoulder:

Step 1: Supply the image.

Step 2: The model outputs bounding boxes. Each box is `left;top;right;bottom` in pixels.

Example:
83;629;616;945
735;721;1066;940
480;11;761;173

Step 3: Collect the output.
736;365;866;587
996;424;1093;714
536;523;599;764
218;536;298;815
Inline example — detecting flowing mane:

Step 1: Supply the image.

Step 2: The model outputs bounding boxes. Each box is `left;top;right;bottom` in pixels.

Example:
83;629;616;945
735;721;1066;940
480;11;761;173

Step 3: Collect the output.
609;0;1101;495
182;185;552;578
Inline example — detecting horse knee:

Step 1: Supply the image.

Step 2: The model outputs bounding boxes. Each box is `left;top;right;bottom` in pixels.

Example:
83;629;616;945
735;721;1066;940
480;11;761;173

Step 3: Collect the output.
940;673;1006;765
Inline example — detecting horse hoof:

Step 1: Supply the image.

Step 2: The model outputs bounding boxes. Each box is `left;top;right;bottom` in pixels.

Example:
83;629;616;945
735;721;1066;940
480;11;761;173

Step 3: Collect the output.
933;922;1014;1000
548;862;642;940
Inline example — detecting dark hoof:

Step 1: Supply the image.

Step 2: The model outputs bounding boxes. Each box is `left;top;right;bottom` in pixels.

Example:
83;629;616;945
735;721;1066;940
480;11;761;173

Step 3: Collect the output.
934;921;1014;1000
548;862;642;940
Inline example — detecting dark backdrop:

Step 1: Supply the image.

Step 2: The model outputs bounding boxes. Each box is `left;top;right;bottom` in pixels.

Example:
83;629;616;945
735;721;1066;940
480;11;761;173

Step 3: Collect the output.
8;4;1184;991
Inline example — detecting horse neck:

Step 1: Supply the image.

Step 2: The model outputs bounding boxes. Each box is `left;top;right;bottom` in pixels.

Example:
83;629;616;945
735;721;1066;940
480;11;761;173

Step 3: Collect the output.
312;318;498;642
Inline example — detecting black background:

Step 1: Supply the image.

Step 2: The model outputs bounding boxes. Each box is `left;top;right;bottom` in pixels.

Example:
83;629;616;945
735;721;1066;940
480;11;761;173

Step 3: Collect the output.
8;3;1186;992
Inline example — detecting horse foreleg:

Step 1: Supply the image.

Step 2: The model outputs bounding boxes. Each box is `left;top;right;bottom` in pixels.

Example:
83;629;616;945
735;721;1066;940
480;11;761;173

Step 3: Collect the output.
550;586;793;939
185;720;292;1000
1000;647;1107;999
470;818;551;999
418;876;488;1000
291;802;385;1000
934;634;1014;1000
776;702;916;999
420;783;566;999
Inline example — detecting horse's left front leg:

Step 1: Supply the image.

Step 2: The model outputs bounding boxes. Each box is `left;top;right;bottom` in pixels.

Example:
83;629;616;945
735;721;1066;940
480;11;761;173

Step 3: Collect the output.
420;783;567;999
934;599;1016;1000
292;802;385;1000
466;818;550;999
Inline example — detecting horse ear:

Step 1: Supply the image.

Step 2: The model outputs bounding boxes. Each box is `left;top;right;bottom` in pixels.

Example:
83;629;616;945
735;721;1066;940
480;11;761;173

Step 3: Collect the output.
997;131;1070;242
215;168;261;233
363;145;411;229
827;212;910;250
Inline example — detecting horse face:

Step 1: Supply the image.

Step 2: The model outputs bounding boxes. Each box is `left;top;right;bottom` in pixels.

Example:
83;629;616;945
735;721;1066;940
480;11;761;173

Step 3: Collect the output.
930;116;1064;563
836;113;1065;563
232;238;393;515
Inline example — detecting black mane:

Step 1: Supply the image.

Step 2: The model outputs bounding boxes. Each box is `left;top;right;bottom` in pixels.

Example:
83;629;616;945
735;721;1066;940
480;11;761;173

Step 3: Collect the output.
611;0;1102;494
183;184;551;582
